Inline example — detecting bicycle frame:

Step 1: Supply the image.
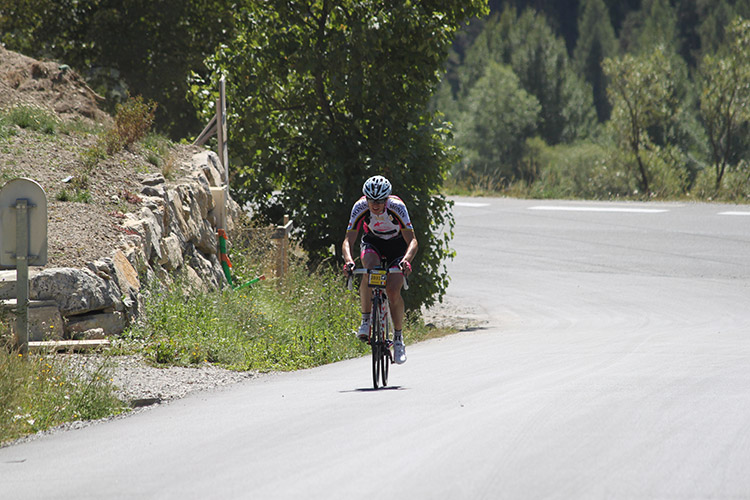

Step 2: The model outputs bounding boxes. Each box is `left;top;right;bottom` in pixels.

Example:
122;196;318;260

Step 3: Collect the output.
347;262;407;389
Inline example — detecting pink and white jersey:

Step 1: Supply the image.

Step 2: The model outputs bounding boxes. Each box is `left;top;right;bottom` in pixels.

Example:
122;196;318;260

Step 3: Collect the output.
346;195;413;240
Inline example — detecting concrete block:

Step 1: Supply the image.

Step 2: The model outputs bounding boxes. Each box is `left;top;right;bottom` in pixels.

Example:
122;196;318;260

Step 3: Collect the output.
2;299;64;341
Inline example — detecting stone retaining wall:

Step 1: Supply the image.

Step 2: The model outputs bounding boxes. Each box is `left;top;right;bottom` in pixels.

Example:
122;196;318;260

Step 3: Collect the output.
0;150;241;341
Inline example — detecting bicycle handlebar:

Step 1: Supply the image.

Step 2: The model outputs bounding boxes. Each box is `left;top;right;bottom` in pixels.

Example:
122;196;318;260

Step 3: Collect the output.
346;267;409;291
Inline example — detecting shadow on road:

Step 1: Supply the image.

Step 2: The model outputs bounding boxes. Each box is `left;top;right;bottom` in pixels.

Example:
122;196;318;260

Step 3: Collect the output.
339;385;407;393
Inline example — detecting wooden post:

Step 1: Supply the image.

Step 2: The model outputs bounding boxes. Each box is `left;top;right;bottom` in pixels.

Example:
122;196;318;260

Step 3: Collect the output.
271;215;293;280
194;76;229;230
280;215;288;278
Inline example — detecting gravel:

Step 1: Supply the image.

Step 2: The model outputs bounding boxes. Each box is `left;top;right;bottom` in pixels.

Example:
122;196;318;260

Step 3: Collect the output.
62;353;256;407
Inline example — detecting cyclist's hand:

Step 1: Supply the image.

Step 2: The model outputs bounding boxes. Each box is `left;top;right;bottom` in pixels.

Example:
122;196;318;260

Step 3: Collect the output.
343;262;355;275
399;259;412;276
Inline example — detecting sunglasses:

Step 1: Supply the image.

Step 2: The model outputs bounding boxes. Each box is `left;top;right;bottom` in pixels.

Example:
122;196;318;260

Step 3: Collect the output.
366;197;387;203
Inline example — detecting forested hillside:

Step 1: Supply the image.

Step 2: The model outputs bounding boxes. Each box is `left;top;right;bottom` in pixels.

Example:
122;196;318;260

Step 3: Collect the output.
440;0;750;200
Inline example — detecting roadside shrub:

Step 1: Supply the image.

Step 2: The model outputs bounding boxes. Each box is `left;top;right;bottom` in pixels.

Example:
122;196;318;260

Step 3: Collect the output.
527;139;633;199
102;95;157;155
720;166;750;201
691;163;750;201
644;146;689;199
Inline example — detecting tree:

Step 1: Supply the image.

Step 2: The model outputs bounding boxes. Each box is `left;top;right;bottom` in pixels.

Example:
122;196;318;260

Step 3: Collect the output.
573;0;618;122
698;17;750;190
489;0;580;53
604;48;683;195
697;0;737;56
459;7;596;145
636;0;681;54
454;61;541;183
190;0;489;311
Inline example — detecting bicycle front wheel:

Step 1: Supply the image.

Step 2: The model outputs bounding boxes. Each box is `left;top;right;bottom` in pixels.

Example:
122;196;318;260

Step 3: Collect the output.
371;341;381;389
371;295;382;389
380;297;390;387
380;344;389;387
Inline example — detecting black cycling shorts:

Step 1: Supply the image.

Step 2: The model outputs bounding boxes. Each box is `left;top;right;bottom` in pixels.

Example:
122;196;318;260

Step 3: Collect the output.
360;233;407;268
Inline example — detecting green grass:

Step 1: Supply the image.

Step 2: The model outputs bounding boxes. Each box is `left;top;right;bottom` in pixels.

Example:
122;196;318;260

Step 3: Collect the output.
56;186;92;203
120;259;368;371
141;133;171;167
117;249;454;371
0;347;126;444
2;104;60;135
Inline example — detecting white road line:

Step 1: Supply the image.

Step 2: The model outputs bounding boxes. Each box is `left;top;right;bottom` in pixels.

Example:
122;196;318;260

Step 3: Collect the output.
718;211;750;216
529;206;668;214
454;202;491;207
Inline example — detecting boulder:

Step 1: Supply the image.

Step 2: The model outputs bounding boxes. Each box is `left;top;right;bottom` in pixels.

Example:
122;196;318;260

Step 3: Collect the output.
30;267;122;316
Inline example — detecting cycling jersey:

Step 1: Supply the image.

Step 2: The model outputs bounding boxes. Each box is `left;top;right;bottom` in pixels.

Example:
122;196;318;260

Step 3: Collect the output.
346;195;413;240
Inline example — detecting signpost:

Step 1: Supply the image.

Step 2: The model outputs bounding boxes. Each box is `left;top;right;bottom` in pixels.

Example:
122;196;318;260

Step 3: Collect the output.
0;178;47;353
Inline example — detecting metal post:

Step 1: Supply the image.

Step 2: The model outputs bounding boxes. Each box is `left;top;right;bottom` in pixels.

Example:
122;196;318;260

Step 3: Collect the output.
15;199;29;354
219;77;228;181
218;76;229;227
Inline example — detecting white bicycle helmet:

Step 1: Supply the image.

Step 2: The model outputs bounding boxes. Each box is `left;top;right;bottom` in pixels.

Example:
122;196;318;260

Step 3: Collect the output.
362;175;392;200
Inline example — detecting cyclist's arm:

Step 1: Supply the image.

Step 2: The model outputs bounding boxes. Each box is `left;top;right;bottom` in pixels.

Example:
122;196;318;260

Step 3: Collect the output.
400;229;418;275
342;229;359;266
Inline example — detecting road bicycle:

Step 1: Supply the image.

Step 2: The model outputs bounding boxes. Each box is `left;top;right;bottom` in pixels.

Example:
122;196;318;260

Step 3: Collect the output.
347;260;408;389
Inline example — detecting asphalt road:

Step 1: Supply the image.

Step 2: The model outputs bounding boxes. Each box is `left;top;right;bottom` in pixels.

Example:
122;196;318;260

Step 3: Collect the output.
2;198;749;499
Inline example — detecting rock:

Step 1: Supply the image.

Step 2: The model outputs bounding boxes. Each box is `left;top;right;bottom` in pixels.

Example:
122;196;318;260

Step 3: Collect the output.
142;173;166;186
30;267;122;316
141;185;165;197
193;151;225;186
122;207;163;263
66;311;125;337
167;186;200;244
162;234;184;270
195;218;218;256
112;250;140;295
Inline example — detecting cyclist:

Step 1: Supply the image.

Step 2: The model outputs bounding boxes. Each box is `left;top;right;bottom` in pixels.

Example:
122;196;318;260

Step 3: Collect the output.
342;175;417;365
